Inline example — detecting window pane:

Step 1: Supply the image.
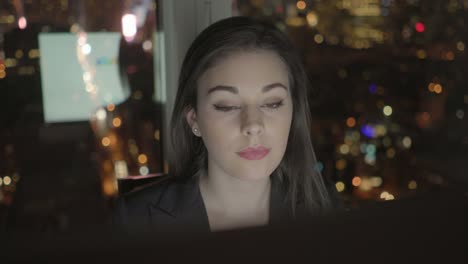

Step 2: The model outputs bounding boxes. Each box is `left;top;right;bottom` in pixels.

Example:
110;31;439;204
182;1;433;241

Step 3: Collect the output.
236;0;468;208
0;0;164;230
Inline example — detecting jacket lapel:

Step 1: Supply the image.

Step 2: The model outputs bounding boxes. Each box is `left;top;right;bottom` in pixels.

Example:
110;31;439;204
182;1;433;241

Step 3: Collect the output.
149;176;210;232
148;176;291;232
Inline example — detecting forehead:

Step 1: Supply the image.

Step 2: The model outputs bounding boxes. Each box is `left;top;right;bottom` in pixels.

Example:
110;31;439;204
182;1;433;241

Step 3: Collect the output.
197;50;290;94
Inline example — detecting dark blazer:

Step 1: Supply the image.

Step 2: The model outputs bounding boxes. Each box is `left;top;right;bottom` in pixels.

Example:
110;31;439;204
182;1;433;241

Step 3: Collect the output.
112;175;343;234
112;176;296;234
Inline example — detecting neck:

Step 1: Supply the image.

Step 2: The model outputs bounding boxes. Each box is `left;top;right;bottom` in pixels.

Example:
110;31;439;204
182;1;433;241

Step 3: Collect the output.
199;170;271;216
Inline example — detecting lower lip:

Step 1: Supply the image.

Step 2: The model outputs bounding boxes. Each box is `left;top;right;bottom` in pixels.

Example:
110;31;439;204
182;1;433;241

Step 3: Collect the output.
237;149;270;160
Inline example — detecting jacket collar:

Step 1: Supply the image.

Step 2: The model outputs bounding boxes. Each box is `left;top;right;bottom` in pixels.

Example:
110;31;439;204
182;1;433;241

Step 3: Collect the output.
150;176;292;230
150;176;210;231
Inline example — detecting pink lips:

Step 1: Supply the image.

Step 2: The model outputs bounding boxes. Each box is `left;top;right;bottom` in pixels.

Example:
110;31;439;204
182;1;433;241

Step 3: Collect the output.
237;146;270;160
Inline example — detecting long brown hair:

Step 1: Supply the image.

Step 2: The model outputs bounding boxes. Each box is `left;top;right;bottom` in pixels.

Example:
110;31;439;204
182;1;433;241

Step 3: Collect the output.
169;16;332;215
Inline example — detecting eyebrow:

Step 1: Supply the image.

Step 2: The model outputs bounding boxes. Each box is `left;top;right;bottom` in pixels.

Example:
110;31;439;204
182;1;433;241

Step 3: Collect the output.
206;82;288;95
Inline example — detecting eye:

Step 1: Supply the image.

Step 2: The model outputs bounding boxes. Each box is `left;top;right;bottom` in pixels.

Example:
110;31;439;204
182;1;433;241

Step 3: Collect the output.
262;100;284;110
213;104;241;112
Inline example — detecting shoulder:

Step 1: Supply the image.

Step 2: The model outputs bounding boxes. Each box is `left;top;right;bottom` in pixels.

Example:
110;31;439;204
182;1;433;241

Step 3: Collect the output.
111;176;205;233
117;176;173;210
111;176;173;230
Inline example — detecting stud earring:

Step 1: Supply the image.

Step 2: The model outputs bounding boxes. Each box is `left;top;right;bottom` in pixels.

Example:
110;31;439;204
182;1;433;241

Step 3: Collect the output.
193;127;199;136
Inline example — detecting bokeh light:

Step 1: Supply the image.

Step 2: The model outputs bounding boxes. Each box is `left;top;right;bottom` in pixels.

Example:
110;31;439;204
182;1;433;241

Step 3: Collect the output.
154;130;160;141
101;137;111;147
139;166;149;175
383;105;393;116
408;180;418;190
346;117;356;127
122;14;137;41
314;34;324;44
370;177;383;187
296;1;306;10
107;104;115;112
3;176;12;186
352;176;362;187
138;154;148;164
335;181;345;192
112;117;122;128
402;136;412;148
336;159;347;170
457;41;465;51
368;83;378;94
18;16;27;29
306;11;318;27
433;84;443;94
339;144;350;154
415;22;425;33
416;49;427;59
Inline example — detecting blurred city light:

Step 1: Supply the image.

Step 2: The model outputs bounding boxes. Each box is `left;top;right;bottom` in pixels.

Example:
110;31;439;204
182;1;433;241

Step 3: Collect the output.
433;84;443;94
408;180;418;190
3;176;12;186
115;160;129;179
383;105;393;116
142;40;152;51
296;1;306;10
18;16;27;29
106;104;115;112
154;130;160;141
370;177;383;187
361;124;377;138
339;144;350;154
28;49;40;59
368;83;378;94
336;159;347;170
81;43;92;55
335;181;345;192
380;191;395;200
352;176;361;187
122;14;137;41
359;178;373;191
15;50;23;59
138;154;148;164
101;137;111;147
375;125;387;136
96;108;107;120
314;34;324;44
306;11;318;27
315;161;324;173
139;166;149;175
346;117;356;128
457;41;465;51
416;49;427;59
112;117;122;127
386;148;396;158
415;22;425;33
402;136;412;149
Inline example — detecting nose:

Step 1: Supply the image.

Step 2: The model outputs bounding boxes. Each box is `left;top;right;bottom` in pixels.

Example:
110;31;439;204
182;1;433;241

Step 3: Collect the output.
241;106;264;137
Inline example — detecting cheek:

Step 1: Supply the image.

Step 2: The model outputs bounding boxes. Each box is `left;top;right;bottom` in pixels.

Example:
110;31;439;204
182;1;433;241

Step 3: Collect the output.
197;111;238;147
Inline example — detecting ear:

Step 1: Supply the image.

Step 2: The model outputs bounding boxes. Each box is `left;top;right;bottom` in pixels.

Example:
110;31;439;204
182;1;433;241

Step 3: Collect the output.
185;107;201;137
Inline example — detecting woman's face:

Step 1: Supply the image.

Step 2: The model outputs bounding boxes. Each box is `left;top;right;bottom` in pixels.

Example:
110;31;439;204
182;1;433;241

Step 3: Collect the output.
186;50;293;182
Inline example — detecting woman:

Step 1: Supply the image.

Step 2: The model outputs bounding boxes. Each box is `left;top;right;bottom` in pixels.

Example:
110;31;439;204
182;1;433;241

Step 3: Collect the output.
113;16;340;234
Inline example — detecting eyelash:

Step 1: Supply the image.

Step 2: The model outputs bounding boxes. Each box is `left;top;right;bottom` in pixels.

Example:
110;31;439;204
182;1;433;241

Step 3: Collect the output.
213;100;284;112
